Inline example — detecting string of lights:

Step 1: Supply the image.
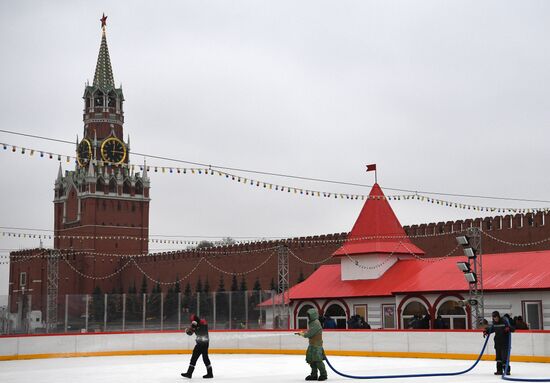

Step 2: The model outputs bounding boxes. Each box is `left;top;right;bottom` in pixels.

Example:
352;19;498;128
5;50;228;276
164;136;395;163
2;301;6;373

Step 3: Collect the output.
481;230;550;247
2;128;550;204
6;228;550;269
131;257;203;286
2;141;550;213
346;252;396;270
1;226;467;251
407;243;461;262
202;250;276;276
63;257;133;280
344;241;406;270
287;248;337;265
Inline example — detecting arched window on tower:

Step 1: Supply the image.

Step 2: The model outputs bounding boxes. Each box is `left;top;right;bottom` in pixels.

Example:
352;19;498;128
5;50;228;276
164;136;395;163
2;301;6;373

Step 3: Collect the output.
123;179;131;195
96;178;105;194
85;97;91;109
109;178;117;194
108;91;116;108
135;181;143;195
94;91;104;107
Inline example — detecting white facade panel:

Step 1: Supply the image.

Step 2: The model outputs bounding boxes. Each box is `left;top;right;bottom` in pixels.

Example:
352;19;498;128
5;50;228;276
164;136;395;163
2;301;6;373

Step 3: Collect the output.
341;254;398;281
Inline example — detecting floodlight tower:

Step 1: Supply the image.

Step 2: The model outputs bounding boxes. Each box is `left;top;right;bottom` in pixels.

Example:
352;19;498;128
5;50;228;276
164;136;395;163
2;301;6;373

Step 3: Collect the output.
456;227;484;328
46;250;59;333
277;244;290;328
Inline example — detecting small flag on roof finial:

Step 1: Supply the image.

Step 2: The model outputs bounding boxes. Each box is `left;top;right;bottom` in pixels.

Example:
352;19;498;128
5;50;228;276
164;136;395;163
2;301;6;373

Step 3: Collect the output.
366;164;377;183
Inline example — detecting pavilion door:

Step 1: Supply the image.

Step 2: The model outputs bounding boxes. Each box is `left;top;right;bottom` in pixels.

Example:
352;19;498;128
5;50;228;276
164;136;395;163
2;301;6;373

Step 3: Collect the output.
523;301;542;330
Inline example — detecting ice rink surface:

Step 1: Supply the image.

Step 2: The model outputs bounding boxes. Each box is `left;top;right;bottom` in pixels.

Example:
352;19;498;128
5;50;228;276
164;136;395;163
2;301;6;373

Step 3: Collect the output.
0;354;549;383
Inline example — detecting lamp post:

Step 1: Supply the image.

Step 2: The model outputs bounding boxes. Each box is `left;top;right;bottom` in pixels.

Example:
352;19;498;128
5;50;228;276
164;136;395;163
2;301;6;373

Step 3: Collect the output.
455;227;484;328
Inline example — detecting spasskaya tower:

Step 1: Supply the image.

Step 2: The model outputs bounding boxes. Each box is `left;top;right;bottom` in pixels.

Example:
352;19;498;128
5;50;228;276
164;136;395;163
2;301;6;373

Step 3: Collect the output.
53;14;150;292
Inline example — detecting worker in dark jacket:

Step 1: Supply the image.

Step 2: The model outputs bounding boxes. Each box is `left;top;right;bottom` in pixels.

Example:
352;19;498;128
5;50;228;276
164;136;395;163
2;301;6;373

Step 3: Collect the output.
484;311;514;375
297;308;327;381
181;314;213;379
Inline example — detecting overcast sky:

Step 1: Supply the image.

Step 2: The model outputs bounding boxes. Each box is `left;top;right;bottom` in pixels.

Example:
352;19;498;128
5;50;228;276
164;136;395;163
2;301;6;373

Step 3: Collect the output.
1;0;550;295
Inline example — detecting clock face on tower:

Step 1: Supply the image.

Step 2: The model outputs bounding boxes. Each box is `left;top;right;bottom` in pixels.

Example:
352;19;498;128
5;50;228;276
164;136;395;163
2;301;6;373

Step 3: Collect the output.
76;138;92;167
100;137;127;164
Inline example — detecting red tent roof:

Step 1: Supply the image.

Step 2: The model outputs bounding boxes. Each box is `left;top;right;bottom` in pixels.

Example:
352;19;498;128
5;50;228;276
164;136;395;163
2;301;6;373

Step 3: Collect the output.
333;183;424;257
287;250;550;300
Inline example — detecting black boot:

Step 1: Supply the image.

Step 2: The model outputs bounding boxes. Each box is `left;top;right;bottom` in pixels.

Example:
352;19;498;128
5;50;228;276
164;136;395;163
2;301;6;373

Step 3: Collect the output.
506;365;511;376
182;365;195;379
494;362;503;375
203;365;213;379
317;362;328;381
306;363;318;381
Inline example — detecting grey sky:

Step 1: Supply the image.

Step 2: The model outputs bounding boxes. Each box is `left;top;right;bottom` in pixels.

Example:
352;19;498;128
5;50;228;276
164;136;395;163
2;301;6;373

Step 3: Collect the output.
1;0;550;295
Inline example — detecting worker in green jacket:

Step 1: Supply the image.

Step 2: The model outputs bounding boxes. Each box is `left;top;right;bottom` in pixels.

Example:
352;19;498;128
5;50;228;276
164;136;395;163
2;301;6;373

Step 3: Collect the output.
296;308;327;381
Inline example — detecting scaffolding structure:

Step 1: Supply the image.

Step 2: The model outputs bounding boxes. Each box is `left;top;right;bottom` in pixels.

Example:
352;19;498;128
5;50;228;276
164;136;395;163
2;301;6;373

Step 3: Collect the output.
46;250;59;333
465;227;485;328
276;245;290;328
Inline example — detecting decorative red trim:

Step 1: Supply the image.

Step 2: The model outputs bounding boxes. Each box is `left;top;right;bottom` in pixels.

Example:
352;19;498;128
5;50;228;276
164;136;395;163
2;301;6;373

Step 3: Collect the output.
321;299;351;318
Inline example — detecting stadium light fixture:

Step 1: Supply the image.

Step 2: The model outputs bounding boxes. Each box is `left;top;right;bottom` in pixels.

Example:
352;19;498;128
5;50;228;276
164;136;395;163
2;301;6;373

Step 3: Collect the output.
462;247;476;259
456;236;469;246
456;262;470;272
464;272;477;283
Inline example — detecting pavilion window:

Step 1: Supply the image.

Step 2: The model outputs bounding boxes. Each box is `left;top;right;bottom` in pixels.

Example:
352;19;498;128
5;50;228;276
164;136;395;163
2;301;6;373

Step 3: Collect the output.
296;304;314;329
325;303;347;329
402;301;428;329
437;300;467;329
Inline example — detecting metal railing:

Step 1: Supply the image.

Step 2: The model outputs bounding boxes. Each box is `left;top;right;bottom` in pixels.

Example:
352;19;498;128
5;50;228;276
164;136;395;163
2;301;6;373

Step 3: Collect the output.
0;290;284;335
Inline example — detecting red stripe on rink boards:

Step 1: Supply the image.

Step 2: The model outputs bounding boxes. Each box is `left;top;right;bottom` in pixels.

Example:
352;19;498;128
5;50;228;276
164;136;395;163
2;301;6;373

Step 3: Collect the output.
1;328;548;339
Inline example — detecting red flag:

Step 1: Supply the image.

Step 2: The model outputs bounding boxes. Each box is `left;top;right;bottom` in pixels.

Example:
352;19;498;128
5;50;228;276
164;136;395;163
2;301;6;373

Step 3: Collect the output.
366;164;376;172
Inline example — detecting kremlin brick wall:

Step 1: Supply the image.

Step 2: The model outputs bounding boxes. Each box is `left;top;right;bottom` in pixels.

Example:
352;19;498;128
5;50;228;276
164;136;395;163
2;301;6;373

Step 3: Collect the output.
9;211;550;312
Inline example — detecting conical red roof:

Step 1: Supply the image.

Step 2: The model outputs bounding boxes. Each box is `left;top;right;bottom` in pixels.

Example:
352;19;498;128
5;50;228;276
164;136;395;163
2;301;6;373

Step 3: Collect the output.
333;183;424;256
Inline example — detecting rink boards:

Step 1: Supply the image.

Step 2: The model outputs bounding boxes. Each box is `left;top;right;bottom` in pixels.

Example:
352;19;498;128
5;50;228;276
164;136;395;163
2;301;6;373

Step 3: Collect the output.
0;330;549;362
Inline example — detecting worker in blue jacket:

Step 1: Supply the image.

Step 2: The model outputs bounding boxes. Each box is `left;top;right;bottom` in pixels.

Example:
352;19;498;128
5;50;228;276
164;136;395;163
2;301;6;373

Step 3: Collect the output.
483;311;514;375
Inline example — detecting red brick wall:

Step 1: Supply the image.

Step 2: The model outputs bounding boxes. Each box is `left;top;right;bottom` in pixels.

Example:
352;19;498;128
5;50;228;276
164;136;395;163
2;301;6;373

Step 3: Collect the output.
9;212;550;311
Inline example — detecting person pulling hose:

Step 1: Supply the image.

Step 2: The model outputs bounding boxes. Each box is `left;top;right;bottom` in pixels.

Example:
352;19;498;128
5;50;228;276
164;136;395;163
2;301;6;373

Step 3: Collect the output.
484;311;514;376
296;308;328;381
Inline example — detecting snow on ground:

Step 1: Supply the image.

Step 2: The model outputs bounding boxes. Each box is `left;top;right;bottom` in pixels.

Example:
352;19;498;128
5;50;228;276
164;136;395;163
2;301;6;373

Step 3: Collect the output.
0;354;548;383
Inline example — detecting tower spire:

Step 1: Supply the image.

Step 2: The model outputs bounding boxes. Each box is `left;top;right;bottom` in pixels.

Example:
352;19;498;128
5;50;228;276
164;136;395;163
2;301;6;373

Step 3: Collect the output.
56;162;63;183
93;13;115;90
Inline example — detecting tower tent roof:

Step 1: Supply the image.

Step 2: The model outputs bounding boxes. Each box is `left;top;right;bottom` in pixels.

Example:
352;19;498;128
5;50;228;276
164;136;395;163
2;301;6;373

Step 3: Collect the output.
93;23;115;90
333;183;424;257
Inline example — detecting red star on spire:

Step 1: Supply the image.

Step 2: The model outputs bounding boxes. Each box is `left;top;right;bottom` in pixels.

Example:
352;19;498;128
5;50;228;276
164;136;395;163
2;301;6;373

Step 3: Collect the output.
100;13;108;28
